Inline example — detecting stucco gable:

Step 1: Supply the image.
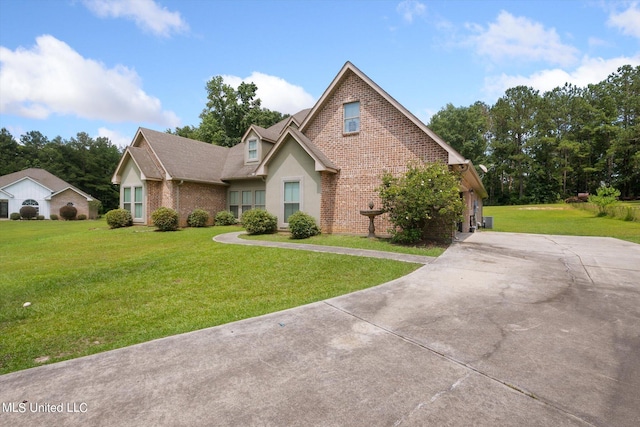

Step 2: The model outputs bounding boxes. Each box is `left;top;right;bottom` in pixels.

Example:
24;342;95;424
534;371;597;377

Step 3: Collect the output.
112;146;164;184
255;127;338;177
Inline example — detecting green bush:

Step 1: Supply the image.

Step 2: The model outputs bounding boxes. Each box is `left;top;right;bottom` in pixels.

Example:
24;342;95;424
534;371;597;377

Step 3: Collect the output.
77;214;87;221
59;205;78;220
588;186;620;217
242;209;277;235
151;207;179;231
105;208;133;229
215;210;237;226
288;211;320;239
50;214;58;221
10;212;20;220
379;162;463;244
187;209;210;227
19;206;37;220
37;215;45;220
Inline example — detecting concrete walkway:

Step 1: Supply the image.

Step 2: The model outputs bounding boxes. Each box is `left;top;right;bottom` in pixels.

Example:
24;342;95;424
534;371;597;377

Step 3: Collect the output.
1;232;639;426
213;231;437;264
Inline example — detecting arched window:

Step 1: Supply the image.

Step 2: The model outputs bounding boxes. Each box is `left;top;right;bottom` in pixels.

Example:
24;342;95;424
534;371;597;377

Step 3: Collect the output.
22;199;39;214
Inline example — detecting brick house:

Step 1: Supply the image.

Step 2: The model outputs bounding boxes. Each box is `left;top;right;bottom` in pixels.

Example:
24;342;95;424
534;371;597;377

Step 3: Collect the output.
0;168;98;219
112;62;487;238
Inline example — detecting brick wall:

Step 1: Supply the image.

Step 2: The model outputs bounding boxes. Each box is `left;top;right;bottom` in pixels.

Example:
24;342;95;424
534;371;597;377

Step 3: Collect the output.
305;70;448;235
50;189;94;219
175;182;227;226
146;181;163;224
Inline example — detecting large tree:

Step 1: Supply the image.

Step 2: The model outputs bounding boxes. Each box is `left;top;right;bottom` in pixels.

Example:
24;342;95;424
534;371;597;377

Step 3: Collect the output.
0;128;121;211
169;77;287;147
428;101;490;167
489;86;540;203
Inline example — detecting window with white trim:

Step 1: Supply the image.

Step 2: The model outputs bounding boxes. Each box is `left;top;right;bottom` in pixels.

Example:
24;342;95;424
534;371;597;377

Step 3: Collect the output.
123;188;131;212
255;190;265;210
344;101;360;133
134;186;143;219
247;139;258;161
229;191;239;218
22;199;39;215
241;191;252;214
283;181;300;223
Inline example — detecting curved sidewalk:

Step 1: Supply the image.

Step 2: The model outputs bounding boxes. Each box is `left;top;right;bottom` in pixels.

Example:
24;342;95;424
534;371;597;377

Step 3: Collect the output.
213;231;436;264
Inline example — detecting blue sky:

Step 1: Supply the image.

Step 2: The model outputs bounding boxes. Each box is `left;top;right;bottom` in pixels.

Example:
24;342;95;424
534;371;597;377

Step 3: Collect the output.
1;0;639;148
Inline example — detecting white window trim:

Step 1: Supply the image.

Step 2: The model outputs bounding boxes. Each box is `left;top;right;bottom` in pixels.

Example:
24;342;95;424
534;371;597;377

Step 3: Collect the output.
246;138;259;163
133;186;143;220
282;176;303;225
343;101;360;134
229;190;239;218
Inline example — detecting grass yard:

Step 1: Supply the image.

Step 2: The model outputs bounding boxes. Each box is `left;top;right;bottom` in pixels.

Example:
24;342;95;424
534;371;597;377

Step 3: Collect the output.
0;220;419;374
483;204;640;244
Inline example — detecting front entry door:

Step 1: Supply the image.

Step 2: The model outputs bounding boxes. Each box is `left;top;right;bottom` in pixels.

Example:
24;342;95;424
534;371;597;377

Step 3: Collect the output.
0;200;8;218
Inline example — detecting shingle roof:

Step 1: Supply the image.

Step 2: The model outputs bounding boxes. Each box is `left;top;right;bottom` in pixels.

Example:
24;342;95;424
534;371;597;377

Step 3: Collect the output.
0;168;94;200
127;146;164;180
221;143;261;180
138;128;230;184
267;109;311;136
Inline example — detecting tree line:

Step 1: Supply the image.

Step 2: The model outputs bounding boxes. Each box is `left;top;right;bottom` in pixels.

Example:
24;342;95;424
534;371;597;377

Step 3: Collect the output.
0;130;122;211
2;66;637;211
428;64;640;204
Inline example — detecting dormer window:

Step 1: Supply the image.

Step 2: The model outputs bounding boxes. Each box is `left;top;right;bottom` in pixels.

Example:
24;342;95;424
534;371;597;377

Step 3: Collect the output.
248;139;258;161
344;101;360;133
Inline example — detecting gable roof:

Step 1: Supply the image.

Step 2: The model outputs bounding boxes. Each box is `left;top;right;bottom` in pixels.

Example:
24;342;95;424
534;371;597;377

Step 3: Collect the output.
255;127;338;176
299;62;467;166
241;109;312;144
115;128;230;185
0;168;94;200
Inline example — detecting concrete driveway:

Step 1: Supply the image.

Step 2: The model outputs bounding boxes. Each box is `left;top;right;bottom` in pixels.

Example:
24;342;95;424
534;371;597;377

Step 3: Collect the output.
1;232;639;426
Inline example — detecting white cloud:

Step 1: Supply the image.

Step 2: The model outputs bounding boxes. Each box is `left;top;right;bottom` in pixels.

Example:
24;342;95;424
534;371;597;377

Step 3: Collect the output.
97;127;131;148
221;72;315;115
608;2;640;39
483;55;640;100
0;35;180;127
466;11;579;66
82;0;188;37
397;0;426;23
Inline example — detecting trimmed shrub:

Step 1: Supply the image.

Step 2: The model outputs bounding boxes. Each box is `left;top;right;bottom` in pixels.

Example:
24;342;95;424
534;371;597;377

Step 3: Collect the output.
215;210;237;226
37;215;45;220
105;208;133;229
187;209;210;227
59;205;78;221
151;207;179;231
50;214;59;221
10;212;20;220
77;214;87;221
19;206;37;220
288;211;320;239
242;209;277;235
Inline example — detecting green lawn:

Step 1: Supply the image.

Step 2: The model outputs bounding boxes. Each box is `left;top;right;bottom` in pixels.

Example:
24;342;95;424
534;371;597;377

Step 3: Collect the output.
0;220;419;374
483;204;640;244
